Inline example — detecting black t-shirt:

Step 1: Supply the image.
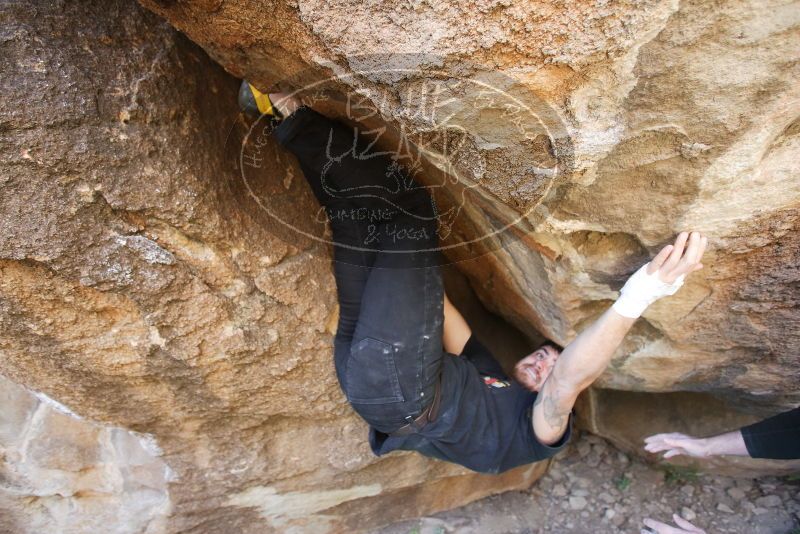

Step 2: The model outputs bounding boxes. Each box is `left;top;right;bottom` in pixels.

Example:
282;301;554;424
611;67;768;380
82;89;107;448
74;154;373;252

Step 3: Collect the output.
741;406;800;460
369;334;572;473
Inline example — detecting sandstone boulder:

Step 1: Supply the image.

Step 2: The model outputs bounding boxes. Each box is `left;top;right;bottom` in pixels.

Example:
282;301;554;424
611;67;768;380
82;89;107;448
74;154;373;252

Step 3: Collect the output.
0;1;546;532
138;0;800;408
3;0;800;531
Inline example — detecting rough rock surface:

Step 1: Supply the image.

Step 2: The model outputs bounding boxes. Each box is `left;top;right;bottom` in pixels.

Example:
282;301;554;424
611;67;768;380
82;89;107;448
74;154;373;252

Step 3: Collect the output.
2;0;800;532
137;0;800;401
0;1;546;533
138;0;800;456
0;376;171;534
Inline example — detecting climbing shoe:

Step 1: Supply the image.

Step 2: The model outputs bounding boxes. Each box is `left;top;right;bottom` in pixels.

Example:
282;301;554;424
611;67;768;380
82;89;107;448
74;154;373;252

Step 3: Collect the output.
238;80;284;120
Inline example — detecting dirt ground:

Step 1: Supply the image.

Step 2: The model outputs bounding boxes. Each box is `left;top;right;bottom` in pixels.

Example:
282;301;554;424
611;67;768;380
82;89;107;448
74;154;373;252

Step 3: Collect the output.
375;432;800;534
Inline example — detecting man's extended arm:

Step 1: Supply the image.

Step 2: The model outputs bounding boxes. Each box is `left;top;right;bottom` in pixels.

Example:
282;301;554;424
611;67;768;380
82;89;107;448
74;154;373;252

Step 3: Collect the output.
532;308;635;442
533;231;707;444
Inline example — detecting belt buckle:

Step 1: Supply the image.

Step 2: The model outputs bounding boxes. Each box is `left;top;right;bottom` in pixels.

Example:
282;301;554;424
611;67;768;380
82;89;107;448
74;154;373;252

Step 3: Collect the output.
405;414;422;432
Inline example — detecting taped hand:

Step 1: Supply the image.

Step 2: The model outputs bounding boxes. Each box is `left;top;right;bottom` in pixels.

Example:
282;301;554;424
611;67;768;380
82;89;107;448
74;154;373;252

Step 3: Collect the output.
612;232;707;319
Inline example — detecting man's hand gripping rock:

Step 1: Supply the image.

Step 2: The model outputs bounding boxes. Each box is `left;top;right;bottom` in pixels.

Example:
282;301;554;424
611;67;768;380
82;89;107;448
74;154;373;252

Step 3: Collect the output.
613;231;707;319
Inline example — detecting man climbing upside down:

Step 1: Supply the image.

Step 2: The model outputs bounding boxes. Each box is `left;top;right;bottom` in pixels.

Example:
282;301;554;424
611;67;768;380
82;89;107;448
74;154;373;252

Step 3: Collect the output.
240;82;708;474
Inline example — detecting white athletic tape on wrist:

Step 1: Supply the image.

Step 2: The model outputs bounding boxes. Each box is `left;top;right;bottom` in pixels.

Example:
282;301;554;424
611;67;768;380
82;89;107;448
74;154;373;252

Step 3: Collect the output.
612;263;685;318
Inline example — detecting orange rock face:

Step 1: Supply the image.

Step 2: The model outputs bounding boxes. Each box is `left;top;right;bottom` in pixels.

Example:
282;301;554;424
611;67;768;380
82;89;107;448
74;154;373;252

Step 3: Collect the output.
139;0;800;477
2;0;799;531
137;0;800;405
0;1;547;532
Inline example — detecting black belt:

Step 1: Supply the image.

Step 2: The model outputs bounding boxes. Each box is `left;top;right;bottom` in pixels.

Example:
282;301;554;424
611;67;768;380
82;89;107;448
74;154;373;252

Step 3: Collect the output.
390;374;442;437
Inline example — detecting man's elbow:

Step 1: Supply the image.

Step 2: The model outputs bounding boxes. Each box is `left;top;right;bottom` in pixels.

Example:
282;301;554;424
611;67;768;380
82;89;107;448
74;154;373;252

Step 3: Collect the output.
535;425;566;446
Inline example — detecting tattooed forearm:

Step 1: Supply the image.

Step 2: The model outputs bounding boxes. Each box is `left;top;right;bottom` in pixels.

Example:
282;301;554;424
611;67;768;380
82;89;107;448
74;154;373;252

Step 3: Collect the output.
532;369;574;444
534;389;569;431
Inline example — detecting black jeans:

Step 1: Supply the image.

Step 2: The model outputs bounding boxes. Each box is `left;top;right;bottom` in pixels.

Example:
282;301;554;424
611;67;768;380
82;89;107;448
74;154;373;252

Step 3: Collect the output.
274;107;445;434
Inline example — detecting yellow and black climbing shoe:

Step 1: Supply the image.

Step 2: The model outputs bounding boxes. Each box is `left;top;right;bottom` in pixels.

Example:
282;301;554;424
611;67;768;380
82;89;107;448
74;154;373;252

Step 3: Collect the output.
238;80;284;120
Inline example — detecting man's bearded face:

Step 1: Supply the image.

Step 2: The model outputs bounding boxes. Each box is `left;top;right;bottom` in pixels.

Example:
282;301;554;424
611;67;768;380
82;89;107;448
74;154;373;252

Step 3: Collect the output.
513;344;561;392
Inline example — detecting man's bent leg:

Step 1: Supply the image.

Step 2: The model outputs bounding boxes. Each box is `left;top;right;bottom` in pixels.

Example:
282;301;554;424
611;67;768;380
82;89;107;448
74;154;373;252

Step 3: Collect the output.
344;203;445;432
272;105;444;433
330;222;376;388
